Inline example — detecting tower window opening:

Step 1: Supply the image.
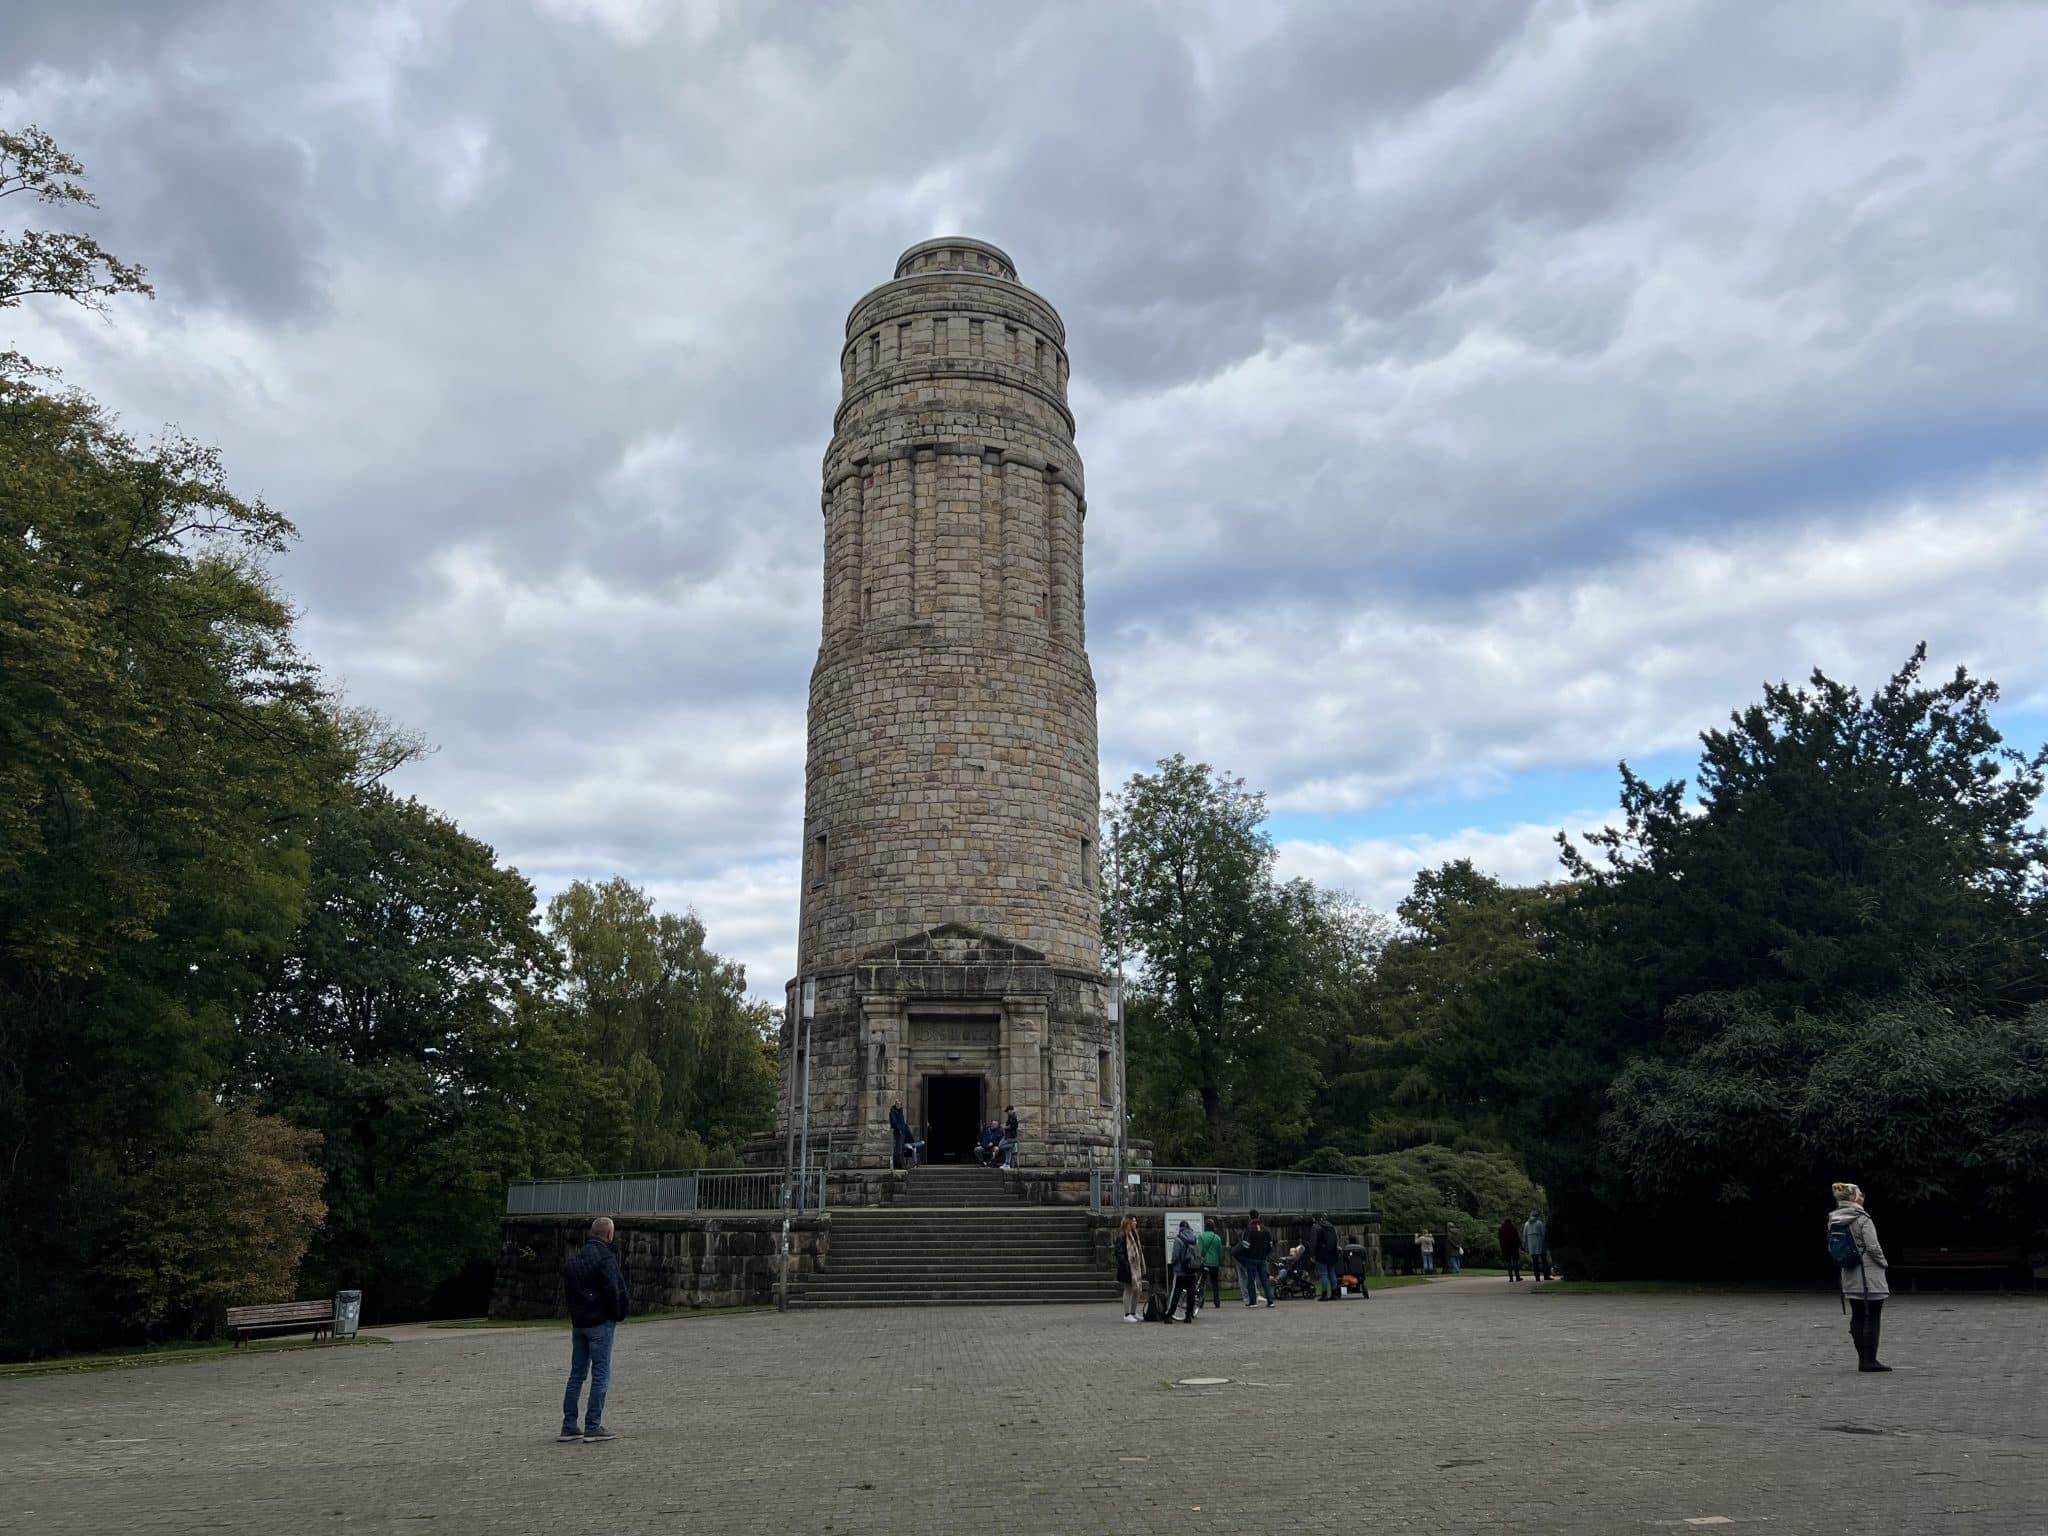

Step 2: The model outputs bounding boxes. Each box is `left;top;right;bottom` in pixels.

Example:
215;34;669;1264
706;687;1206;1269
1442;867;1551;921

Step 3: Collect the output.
1035;337;1047;375
1098;1049;1112;1107
1005;325;1019;362
897;319;911;360
931;315;946;355
864;586;873;623
869;332;880;369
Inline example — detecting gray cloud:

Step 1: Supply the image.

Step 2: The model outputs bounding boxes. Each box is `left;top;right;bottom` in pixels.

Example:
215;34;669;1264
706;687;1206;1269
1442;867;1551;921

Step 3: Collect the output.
5;0;2046;994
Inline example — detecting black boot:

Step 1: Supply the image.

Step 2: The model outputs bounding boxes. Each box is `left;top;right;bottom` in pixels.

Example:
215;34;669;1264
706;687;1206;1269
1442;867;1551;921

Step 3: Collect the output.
1861;1303;1892;1372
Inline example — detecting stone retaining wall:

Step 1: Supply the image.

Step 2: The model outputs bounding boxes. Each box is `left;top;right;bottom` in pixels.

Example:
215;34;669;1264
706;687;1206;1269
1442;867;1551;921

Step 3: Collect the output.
490;1214;829;1319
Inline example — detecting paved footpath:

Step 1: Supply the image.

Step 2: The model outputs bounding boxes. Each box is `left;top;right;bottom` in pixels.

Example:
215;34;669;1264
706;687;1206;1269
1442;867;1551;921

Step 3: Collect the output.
4;1278;2043;1535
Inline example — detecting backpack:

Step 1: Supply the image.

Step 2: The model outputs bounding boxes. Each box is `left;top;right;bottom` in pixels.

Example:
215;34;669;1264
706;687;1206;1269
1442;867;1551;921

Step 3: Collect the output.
1826;1222;1861;1269
1176;1235;1202;1273
1143;1287;1167;1322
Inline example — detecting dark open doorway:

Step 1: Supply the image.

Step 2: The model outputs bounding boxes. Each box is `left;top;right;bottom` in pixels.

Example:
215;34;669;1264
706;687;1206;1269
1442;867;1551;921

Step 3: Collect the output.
923;1075;985;1164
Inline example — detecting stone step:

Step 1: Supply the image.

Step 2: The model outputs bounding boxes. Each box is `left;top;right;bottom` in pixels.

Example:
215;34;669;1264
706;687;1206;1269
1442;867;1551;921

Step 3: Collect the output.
831;1220;1089;1236
833;1267;1101;1279
794;1285;1117;1303
804;1304;1124;1311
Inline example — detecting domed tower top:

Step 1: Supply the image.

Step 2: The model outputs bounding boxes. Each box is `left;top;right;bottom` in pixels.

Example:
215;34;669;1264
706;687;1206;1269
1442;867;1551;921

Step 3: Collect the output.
892;236;1018;282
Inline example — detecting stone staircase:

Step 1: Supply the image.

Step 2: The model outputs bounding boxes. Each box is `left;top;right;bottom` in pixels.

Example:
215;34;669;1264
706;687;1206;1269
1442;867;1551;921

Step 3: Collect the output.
792;1166;1116;1309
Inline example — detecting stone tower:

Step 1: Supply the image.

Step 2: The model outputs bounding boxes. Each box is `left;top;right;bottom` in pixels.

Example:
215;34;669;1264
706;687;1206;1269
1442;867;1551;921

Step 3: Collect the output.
780;237;1117;1171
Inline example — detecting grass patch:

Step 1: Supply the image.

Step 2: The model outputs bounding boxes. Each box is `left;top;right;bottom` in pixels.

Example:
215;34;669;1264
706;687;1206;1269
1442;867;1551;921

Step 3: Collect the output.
426;1304;776;1330
0;1334;383;1381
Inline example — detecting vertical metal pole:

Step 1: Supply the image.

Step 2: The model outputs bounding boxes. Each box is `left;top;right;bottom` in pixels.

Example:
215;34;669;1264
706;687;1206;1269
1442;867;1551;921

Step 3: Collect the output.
1109;815;1127;1218
797;1014;814;1214
779;992;797;1312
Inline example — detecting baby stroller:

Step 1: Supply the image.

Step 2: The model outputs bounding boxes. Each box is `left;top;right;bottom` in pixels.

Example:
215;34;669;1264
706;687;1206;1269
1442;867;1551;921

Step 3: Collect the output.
1274;1249;1320;1301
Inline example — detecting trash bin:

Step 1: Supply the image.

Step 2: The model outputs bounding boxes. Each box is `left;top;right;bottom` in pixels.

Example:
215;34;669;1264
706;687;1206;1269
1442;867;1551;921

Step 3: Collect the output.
334;1290;362;1340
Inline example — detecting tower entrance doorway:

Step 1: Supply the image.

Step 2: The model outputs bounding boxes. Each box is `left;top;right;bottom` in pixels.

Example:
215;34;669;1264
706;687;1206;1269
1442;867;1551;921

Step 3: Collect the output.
923;1075;986;1164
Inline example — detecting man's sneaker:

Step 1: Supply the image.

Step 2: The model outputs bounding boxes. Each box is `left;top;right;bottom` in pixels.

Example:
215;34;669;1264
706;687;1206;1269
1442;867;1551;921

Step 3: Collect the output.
582;1427;617;1443
557;1428;583;1442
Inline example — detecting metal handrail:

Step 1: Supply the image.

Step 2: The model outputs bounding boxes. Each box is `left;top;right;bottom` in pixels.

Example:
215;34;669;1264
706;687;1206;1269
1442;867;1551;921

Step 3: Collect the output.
1093;1166;1373;1214
505;1167;827;1218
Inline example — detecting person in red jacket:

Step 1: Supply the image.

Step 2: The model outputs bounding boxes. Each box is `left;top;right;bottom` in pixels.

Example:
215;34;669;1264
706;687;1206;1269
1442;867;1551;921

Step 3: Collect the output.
1497;1217;1523;1283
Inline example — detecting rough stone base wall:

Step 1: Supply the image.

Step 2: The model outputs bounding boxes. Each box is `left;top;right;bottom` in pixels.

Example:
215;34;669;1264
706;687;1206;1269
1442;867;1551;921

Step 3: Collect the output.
490;1215;829;1319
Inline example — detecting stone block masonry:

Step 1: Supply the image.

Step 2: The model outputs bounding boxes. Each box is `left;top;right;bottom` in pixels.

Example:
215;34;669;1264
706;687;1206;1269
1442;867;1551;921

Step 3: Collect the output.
489;1214;828;1318
775;237;1128;1175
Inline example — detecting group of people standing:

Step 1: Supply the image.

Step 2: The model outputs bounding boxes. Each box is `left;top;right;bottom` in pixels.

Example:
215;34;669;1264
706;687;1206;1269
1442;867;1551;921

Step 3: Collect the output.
1115;1210;1362;1323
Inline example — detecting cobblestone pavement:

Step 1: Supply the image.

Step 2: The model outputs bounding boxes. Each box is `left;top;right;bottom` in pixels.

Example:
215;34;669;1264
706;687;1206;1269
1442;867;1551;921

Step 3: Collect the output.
5;1279;2043;1535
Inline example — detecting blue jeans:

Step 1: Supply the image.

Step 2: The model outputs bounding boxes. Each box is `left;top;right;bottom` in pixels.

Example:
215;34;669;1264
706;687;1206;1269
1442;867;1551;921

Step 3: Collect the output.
998;1137;1016;1168
563;1321;615;1433
1422;1251;1435;1273
1449;1253;1461;1274
1242;1259;1274;1303
1317;1259;1341;1295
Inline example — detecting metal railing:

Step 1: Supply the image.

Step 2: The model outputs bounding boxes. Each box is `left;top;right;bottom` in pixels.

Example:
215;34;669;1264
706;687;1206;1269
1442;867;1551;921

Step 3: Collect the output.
506;1167;827;1218
1089;1167;1372;1214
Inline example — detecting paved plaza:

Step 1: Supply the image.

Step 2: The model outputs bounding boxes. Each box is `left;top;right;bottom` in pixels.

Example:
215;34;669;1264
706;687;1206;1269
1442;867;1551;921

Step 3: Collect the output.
5;1278;2043;1535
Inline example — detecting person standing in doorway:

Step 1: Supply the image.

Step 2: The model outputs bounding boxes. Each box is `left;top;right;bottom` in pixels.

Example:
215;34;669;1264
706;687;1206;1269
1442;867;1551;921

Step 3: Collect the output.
1498;1217;1523;1282
1525;1212;1550;1281
1116;1214;1147;1322
559;1217;628;1443
1000;1105;1019;1170
1164;1220;1202;1323
1828;1181;1892;1372
1199;1222;1225;1307
1311;1214;1342;1301
888;1099;910;1169
1416;1229;1436;1274
1241;1211;1276;1307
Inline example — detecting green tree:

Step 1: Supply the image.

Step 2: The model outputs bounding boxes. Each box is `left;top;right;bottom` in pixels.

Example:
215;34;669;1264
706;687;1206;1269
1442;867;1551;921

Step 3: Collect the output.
235;789;597;1321
1104;756;1363;1163
1;124;151;316
1531;649;2048;1273
103;1102;327;1337
546;876;779;1168
1340;863;1563;1154
0;128;350;1350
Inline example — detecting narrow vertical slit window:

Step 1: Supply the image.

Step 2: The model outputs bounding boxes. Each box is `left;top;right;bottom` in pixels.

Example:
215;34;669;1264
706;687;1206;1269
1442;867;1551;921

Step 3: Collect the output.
1098;1050;1112;1107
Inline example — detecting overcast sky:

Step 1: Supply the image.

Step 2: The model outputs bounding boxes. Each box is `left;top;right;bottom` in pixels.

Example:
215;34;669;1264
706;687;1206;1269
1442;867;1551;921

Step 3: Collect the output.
8;0;2048;997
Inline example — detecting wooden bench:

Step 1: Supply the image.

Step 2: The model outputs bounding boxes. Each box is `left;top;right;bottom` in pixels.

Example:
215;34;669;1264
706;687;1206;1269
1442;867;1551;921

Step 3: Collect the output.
1893;1244;2030;1292
225;1299;336;1346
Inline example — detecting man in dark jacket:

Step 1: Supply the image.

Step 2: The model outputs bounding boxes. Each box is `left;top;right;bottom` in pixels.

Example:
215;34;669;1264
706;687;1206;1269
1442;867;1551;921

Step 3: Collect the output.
560;1217;629;1442
1163;1220;1203;1323
1240;1210;1276;1307
1497;1217;1523;1283
889;1099;911;1168
1000;1106;1019;1170
1311;1214;1341;1301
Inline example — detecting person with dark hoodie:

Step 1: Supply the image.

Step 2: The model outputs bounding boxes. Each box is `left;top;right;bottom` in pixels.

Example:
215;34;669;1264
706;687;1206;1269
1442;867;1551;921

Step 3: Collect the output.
1828;1181;1892;1372
1164;1220;1203;1323
560;1216;629;1443
1240;1210;1276;1307
1310;1213;1341;1300
889;1098;911;1169
1497;1217;1523;1282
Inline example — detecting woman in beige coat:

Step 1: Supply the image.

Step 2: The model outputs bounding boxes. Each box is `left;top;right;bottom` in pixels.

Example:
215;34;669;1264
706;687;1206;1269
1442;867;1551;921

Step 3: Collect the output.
1827;1181;1891;1372
1116;1215;1147;1322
